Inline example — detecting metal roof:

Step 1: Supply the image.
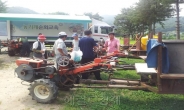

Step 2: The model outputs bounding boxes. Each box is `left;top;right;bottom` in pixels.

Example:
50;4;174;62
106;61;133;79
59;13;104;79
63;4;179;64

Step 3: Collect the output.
91;18;111;26
0;13;91;23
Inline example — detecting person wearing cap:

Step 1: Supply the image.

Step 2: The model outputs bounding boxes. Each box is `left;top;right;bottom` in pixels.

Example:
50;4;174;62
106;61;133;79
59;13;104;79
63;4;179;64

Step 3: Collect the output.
104;32;120;55
72;33;80;51
79;30;102;80
32;34;46;60
53;32;68;57
52;32;69;69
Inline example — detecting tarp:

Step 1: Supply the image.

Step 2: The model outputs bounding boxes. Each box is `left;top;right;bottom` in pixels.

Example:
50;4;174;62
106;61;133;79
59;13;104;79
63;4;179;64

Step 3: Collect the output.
146;39;169;73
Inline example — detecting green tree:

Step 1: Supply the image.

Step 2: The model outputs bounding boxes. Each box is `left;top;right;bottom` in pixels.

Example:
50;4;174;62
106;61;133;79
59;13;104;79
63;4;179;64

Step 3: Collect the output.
114;8;137;38
84;12;103;21
0;0;7;13
114;0;174;36
114;7;149;38
135;0;174;34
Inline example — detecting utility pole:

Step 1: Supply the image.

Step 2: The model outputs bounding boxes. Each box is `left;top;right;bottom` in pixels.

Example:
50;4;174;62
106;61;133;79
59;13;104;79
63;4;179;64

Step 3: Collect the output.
176;0;180;39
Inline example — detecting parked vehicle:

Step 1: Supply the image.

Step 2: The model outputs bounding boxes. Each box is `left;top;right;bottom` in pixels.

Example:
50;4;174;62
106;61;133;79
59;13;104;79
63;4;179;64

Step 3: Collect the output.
89;18;114;42
0;14;113;56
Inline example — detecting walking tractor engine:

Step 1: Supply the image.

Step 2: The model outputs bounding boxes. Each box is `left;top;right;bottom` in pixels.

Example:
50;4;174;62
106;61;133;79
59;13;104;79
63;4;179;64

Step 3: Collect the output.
14;56;118;104
13;32;184;104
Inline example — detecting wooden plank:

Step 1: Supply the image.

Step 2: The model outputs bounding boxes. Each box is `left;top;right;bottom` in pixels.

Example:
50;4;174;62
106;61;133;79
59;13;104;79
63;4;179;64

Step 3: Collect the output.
110;79;140;85
130;49;146;52
160;74;184;79
74;85;147;90
108;85;147;89
135;63;157;74
141;83;158;93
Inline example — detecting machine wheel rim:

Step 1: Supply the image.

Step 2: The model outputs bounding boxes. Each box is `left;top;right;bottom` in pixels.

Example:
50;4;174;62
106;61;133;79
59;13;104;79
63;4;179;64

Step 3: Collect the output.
34;85;50;99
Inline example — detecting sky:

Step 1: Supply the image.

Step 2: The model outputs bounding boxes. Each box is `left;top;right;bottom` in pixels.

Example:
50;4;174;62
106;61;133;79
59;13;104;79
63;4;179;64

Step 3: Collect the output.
2;0;184;16
3;0;140;15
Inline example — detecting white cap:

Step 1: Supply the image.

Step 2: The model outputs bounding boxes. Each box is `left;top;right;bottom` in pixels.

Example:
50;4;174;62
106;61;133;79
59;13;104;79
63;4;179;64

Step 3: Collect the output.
58;32;67;36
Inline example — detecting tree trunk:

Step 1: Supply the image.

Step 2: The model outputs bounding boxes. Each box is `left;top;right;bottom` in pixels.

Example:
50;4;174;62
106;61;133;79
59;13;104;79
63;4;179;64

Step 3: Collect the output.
142;24;145;35
149;24;152;34
176;0;180;39
153;22;156;35
131;34;134;40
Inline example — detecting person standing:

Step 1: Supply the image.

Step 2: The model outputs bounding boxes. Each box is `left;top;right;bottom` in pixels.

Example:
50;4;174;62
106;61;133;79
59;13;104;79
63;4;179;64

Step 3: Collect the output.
52;32;68;69
72;33;80;51
104;32;120;55
79;30;102;80
19;37;30;57
32;34;46;60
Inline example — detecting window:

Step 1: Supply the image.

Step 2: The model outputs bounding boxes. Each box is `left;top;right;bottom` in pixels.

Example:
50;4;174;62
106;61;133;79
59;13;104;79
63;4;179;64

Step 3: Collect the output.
101;28;108;34
101;27;113;34
0;21;7;36
94;26;98;33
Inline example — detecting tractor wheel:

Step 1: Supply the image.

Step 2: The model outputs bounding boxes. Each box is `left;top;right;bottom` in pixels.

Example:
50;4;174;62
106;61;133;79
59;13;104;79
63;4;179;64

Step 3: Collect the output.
8;50;15;56
28;79;58;104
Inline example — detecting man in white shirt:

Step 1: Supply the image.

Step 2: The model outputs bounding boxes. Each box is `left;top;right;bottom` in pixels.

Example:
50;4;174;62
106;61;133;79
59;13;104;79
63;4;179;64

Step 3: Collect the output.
32;34;46;60
52;32;68;69
72;33;80;51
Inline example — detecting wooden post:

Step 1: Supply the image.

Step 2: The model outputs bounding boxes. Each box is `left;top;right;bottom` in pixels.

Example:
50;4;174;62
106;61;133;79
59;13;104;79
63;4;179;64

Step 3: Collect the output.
150;32;153;39
148;33;150;40
157;32;162;91
123;36;130;46
176;0;180;39
136;34;141;50
148;32;153;40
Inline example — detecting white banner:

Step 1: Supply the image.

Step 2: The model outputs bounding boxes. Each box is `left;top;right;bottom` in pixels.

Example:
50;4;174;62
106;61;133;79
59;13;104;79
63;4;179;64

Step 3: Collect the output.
11;21;86;37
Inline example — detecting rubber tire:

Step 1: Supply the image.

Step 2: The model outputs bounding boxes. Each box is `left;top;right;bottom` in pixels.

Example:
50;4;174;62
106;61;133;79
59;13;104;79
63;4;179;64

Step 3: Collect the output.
28;79;58;104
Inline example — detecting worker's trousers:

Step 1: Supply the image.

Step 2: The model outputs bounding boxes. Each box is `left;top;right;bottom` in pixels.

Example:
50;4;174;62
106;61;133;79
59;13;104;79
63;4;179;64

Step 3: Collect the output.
81;57;102;80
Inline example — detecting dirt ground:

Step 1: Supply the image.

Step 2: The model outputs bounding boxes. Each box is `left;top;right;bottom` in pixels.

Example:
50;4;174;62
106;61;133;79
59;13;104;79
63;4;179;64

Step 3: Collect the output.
0;52;62;110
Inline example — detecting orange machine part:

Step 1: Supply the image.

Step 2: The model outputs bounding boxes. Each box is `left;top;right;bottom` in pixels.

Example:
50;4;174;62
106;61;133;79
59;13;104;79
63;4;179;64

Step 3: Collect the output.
58;63;100;75
94;58;102;63
58;60;112;75
16;59;29;66
57;51;124;75
16;58;43;68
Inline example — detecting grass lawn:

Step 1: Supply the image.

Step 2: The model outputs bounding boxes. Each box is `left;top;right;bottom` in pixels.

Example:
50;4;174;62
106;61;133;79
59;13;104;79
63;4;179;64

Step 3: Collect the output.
118;37;136;45
57;58;184;110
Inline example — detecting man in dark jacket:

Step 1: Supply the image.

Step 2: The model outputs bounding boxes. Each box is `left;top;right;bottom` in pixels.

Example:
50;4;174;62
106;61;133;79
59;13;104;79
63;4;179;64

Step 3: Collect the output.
79;30;102;80
19;37;30;57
